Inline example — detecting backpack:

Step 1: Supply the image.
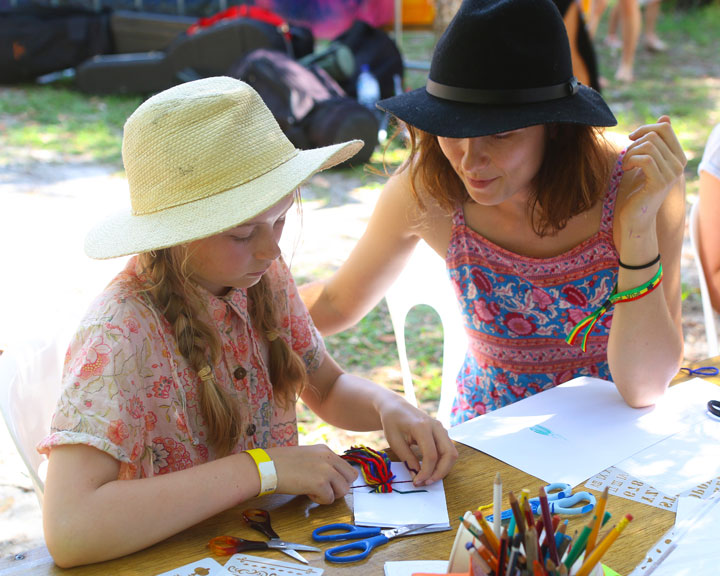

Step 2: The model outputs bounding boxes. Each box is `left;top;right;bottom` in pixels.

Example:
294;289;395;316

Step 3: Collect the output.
332;20;404;100
0;6;112;83
230;48;378;166
186;5;314;59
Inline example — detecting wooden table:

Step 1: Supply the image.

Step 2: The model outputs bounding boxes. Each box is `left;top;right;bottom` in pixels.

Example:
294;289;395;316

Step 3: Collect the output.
2;358;717;576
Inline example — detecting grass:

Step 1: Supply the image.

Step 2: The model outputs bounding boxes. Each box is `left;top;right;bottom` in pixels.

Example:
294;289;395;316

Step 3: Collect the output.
1;1;719;444
0;83;140;165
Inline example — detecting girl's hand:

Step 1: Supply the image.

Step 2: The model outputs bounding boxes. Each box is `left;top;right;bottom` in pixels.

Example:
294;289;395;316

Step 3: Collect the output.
619;116;687;233
377;397;458;487
268;445;358;505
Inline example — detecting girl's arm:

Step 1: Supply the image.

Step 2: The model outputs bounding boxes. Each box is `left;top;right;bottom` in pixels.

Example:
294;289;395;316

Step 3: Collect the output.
301;352;458;487
608;116;686;407
698;169;720;312
299;169;425;335
43;442;356;568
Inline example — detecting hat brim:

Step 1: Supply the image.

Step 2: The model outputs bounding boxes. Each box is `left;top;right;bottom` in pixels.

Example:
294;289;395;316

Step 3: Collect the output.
85;139;363;260
377;85;616;138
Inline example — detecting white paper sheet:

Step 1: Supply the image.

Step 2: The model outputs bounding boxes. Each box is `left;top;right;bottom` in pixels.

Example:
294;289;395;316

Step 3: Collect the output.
613;378;720;495
384;560;448;576
630;496;720;576
448;377;708;487
351;464;450;532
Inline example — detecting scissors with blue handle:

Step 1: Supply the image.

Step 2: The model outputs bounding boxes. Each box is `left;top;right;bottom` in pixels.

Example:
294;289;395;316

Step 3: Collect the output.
680;366;720;377
312;523;432;563
708;399;720;417
486;482;596;522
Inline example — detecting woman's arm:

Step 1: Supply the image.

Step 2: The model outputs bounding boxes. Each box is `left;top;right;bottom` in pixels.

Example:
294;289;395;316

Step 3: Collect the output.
608;116;686;407
299;170;425;335
698;169;720;312
43;442;356;567
301;352;458;488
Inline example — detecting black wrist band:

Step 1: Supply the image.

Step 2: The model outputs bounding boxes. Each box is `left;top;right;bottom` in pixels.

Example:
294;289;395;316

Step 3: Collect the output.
618;254;661;270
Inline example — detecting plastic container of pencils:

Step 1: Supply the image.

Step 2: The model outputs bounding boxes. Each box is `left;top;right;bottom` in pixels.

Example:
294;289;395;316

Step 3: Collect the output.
568;553;603;576
448;511;480;573
447;510;603;576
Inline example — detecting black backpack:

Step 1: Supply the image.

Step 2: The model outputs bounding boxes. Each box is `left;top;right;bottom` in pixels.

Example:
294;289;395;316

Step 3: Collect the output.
0;6;112;83
332;20;404;100
230;49;379;166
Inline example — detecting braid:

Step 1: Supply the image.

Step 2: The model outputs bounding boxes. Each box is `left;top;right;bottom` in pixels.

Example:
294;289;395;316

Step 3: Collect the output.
248;275;307;408
138;249;243;457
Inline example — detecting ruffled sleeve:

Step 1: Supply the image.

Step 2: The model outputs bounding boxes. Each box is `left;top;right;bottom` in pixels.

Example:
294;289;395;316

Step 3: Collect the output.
38;289;157;475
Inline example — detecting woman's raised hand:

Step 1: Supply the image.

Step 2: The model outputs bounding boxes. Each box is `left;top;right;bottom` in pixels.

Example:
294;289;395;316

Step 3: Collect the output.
619;115;687;232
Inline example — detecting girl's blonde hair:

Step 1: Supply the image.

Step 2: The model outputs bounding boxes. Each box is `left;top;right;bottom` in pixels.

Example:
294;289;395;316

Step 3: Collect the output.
137;245;307;457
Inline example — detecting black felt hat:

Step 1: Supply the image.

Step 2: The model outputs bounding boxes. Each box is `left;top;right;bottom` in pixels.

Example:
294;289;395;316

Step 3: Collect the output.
378;0;617;137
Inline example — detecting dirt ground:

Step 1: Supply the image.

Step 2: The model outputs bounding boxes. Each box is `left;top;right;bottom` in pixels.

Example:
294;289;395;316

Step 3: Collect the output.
0;150;716;560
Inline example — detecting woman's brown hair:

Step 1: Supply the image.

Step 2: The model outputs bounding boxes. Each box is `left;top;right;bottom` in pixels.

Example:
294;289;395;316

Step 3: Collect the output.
137;244;307;457
400;122;612;236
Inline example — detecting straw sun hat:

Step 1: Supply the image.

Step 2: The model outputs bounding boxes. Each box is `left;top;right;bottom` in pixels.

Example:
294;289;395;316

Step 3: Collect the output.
85;76;363;260
377;0;617;138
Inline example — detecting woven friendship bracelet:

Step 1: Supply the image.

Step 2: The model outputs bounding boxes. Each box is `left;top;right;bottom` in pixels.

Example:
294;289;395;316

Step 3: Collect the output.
566;264;664;352
618;253;661;270
245;448;277;496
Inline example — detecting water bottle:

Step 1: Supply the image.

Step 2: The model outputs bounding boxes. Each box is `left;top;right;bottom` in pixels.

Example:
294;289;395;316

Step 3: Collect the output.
356;64;381;110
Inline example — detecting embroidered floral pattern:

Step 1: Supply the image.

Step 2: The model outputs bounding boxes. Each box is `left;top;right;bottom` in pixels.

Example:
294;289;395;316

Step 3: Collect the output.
447;156;625;425
39;256;325;478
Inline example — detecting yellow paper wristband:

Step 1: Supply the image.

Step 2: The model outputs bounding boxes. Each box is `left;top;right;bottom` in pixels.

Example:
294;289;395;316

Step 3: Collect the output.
245;449;277;496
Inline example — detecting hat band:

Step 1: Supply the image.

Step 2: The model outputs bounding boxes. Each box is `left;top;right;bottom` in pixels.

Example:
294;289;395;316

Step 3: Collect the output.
426;77;579;105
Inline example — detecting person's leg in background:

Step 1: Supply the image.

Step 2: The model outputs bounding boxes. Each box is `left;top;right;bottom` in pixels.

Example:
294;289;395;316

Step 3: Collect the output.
643;0;667;52
604;1;621;49
587;0;608;37
615;0;640;82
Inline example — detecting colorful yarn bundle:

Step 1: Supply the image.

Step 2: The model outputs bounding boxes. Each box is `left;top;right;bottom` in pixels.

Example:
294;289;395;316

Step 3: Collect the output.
341;446;396;493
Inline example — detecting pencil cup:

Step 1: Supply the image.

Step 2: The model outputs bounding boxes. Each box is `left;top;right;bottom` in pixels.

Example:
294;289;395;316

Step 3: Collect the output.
448;510;480;573
567;553;604;576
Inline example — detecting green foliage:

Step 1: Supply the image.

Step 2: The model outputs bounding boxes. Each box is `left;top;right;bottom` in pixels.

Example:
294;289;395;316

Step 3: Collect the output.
593;1;720;175
0;85;140;164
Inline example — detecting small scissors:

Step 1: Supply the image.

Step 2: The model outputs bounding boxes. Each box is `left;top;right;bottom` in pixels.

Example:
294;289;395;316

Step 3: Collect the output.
208;508;320;564
312;523;432;563
486;483;596;522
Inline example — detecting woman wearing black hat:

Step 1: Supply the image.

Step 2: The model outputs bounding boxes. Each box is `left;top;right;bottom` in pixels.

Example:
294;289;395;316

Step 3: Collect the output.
300;0;686;425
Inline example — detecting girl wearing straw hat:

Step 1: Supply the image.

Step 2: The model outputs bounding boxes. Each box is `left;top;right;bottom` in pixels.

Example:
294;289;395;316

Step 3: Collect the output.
38;77;457;567
301;0;686;425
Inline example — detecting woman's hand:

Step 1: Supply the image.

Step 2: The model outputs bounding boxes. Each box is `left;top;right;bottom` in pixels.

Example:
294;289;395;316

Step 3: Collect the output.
376;396;458;487
618;116;687;235
268;444;358;505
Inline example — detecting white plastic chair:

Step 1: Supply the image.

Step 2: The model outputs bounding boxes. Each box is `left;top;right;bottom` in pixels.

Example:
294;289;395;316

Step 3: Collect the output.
384;240;467;428
0;334;67;505
689;198;719;357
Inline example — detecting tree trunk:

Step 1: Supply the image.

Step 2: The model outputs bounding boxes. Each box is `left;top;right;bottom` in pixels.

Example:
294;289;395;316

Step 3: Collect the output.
433;0;463;38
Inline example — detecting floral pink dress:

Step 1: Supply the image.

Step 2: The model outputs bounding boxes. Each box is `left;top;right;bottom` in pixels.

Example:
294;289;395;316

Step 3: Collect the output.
38;256;325;479
447;155;624;424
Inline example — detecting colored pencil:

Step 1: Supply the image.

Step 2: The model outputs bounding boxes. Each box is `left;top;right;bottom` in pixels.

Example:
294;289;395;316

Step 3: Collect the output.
508;491;527;539
585;486;609;555
538;486;560;565
493;472;503;539
574;514;633;576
